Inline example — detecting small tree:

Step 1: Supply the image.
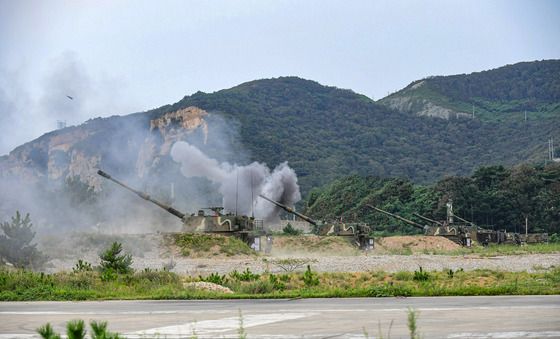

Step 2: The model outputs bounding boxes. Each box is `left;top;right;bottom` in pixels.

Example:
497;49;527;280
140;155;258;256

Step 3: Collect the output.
0;211;48;269
99;242;133;275
282;223;302;235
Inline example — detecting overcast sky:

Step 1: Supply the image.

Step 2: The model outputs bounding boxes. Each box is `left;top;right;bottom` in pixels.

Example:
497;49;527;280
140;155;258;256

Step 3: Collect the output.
0;0;559;155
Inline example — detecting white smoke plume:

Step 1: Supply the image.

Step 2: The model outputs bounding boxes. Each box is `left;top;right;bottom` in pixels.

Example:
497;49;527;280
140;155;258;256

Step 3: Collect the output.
170;141;301;221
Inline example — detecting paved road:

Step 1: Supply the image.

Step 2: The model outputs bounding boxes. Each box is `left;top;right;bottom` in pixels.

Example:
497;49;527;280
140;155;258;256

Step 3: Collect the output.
1;296;559;338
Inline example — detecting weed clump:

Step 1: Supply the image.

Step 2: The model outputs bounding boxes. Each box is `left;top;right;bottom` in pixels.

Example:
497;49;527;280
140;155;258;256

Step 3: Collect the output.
37;320;122;339
230;268;260;281
199;272;227;286
73;260;93;273
303;265;319;287
413;266;430;281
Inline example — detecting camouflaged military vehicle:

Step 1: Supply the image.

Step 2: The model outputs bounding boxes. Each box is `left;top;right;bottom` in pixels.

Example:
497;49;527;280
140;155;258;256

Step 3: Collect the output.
259;195;374;250
97;170;264;248
367;205;473;246
370;201;547;246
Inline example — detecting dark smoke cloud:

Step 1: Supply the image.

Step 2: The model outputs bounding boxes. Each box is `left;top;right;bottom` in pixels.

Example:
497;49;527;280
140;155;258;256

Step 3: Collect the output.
170;141;301;221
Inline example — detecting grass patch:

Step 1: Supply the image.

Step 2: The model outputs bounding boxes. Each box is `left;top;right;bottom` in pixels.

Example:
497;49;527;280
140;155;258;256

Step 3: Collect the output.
172;233;254;257
2;266;559;301
377;241;560;256
424;243;560;257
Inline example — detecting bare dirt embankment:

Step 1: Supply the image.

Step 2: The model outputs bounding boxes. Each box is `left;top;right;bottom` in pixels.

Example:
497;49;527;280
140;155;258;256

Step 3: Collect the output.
40;233;560;275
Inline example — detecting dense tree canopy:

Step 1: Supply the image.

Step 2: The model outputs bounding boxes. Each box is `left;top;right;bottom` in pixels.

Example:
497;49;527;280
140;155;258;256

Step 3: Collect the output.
304;163;560;235
148;74;559;194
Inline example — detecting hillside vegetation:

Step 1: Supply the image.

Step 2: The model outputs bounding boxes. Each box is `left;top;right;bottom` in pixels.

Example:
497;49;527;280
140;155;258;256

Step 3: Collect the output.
1;60;558;200
304;163;560;235
150;66;559;193
381;60;560;121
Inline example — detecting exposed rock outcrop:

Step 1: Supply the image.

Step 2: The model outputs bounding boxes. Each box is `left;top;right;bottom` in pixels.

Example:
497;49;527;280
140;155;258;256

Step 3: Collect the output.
137;107;208;178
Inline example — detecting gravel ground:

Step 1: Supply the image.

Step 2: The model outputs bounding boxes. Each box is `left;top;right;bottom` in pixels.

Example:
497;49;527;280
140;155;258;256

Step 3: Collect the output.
46;247;560;275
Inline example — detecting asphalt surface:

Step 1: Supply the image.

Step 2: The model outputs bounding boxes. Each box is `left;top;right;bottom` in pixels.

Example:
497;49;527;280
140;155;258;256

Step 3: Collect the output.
1;296;559;338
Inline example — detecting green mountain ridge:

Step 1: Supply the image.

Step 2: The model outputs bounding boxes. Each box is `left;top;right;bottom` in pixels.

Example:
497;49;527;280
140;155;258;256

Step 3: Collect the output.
380;59;560;121
1;61;559;198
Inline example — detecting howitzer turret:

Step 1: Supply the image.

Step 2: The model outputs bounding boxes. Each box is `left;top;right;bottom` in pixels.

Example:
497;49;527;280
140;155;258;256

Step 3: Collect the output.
260;195;373;250
97;169;265;249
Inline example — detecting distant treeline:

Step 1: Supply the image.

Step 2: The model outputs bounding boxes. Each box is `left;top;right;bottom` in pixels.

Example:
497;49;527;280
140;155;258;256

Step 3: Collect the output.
304;163;560;235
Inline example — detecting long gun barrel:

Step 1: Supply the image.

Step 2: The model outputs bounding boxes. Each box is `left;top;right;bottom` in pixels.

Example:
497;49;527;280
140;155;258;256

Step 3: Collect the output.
413;213;443;226
259;194;318;226
97;169;186;220
452;214;476;226
366;205;425;230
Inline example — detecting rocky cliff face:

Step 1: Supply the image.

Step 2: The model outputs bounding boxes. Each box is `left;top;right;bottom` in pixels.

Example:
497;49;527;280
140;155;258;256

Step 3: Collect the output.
0;106;210;189
137;107;208;178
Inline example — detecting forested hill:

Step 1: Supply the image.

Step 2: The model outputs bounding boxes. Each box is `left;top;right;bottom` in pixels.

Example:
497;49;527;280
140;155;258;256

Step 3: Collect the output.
2;62;559;197
380;59;560;121
304;163;560;235
152;75;559;193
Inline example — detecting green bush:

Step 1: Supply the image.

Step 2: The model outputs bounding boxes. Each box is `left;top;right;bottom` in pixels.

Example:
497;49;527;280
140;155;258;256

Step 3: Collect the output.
413;266;430;281
37;320;122;339
73;260;93;273
268;274;286;291
282;223;302;235
199;272;227;285
99;242;133;276
230;268;260;281
302;265;319;287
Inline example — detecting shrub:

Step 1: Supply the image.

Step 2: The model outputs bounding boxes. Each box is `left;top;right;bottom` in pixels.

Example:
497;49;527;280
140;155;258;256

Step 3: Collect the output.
37;320;122;339
37;323;61;339
99;242;133;275
282;223;302;235
302;265;319;287
393;271;413;281
199;272;227;285
447;269;454;279
73;260;93;273
413;266;430;281
268;274;286;291
0;211;48;270
230;268;260;281
270;258;317;272
66;319;86;339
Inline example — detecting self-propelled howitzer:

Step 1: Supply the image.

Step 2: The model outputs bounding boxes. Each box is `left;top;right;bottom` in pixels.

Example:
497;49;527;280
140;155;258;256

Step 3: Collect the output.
97;170;264;247
259;195;373;250
367;205;472;246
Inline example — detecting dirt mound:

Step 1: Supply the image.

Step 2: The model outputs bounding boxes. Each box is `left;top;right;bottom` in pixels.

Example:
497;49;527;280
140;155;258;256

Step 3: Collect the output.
166;233;255;258
183;281;233;294
376;235;460;253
